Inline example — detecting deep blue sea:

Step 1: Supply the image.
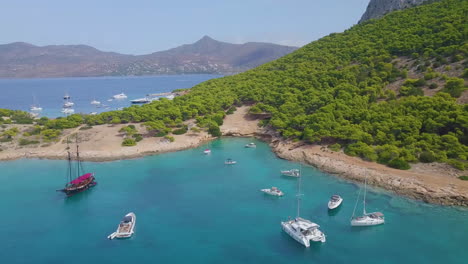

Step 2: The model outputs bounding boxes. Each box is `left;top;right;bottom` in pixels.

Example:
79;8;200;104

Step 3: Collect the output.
0;138;467;264
0;75;220;117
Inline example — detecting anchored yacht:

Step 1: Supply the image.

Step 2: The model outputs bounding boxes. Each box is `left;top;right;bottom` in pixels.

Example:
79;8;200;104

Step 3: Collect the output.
328;195;343;210
281;169;300;178
113;93;127;99
351;176;385;226
281;166;325;246
108;212;136;239
261;187;284;196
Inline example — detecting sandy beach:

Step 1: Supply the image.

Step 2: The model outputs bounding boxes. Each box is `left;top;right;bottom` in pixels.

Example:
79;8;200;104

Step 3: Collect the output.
1;105;467;206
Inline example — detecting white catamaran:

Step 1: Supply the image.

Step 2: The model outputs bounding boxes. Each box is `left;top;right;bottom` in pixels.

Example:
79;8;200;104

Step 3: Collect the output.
351;177;385;226
281;166;326;246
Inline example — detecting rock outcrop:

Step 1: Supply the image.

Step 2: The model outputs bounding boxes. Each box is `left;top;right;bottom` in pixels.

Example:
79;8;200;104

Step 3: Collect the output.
359;0;434;23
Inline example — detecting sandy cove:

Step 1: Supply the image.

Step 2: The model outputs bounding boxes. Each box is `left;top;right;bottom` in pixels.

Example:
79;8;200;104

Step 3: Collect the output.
1;106;467;206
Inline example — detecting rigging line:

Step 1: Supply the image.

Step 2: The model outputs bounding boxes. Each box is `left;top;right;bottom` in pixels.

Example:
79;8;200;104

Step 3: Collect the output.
351;180;363;220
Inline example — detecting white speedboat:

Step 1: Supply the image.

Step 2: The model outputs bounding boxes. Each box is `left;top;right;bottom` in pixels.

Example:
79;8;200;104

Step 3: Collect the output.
30;106;42;111
90;112;98;115
261;187;284;196
113;93;127;99
225;158;237;165
63;101;74;108
90;99;101;105
61;108;75;114
281;166;325;247
203;149;211;155
351;177;385;226
281;169;300;177
328;195;343;210
245;142;256;148
108;212;136;239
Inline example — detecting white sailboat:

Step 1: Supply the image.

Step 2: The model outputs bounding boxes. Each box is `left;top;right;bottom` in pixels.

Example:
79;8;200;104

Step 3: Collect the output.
108;212;136;239
260;187;284;196
224;158;237;165
281;166;326;247
351;177;385;226
281;169;300;178
30;95;43;111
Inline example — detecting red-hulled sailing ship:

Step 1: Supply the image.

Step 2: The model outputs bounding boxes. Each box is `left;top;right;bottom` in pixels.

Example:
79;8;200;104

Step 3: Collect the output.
59;137;97;196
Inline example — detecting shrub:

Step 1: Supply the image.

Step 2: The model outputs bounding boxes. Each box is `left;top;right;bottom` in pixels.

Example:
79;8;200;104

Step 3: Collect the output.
155;131;168;137
164;135;175;142
329;143;341;152
122;138;136;146
208;124;222;137
419;151;437;163
388;158;411;170
428;83;438;89
226;106;237;115
447;159;465;170
344;142;377;161
173;126;188;135
190;127;201;133
19;138;40;146
79;125;93;130
442;78;465;98
132;133;143;142
458;176;468;181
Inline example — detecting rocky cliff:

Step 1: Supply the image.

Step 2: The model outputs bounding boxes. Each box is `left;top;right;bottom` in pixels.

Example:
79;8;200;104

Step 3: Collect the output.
359;0;435;23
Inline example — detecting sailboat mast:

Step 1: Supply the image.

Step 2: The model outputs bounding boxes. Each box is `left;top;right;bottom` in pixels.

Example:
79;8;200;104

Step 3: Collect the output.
66;138;72;183
76;135;81;177
363;176;367;215
296;165;302;218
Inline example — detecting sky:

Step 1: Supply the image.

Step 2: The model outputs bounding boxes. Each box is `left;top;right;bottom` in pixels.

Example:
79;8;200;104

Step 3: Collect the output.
0;0;370;55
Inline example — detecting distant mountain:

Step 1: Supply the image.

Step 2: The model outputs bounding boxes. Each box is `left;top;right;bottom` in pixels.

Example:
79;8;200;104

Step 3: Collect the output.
359;0;436;23
0;36;297;78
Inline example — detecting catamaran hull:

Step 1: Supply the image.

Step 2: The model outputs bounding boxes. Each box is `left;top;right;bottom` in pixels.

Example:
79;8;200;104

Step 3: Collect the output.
281;222;310;247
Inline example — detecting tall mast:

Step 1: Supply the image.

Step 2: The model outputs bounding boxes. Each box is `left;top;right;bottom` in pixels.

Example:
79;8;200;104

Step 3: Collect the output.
76;135;81;177
67;138;72;183
296;165;302;218
363;175;367;215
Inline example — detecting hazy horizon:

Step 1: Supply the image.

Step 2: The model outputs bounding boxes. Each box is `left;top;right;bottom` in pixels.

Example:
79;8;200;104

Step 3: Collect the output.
0;0;369;55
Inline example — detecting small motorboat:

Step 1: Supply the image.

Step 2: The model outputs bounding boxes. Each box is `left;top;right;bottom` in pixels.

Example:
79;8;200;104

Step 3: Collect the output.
90;99;101;105
63;94;71;100
245;142;256;148
281;169;300;177
203;149;211;155
108;212;136;239
131;97;151;104
30;106;43;111
261;187;284;196
328;195;343;210
90;112;98;115
113;93;127;99
225;158;237;165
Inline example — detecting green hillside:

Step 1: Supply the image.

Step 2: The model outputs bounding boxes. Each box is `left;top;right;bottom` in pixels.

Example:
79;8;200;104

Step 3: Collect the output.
1;0;467;169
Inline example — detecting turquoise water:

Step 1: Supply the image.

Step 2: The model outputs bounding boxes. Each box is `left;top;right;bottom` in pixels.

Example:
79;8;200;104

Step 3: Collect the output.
0;75;220;117
1;138;467;264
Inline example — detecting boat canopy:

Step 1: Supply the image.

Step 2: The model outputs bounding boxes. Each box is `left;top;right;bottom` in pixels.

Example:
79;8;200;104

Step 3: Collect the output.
369;212;384;217
69;173;92;185
122;215;132;223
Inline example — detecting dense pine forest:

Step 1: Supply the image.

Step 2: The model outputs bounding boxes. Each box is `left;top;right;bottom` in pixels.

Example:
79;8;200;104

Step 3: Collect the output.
1;0;467;170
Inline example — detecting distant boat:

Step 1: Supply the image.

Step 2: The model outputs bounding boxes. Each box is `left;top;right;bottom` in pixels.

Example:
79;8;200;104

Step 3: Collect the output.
64;93;71;100
261;187;284;196
281;169;300;178
90;99;101;105
63;101;74;108
165;94;175;100
90;112;98;115
61;108;75;114
30;95;42;111
245;142;256;148
58;137;97;196
328;195;343;210
30;106;42;112
108;212;136;240
107;99;113;102
350;177;385;226
113;93;127;99
281;166;326;246
131;97;151;104
224;158;237;165
203;149;211;155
